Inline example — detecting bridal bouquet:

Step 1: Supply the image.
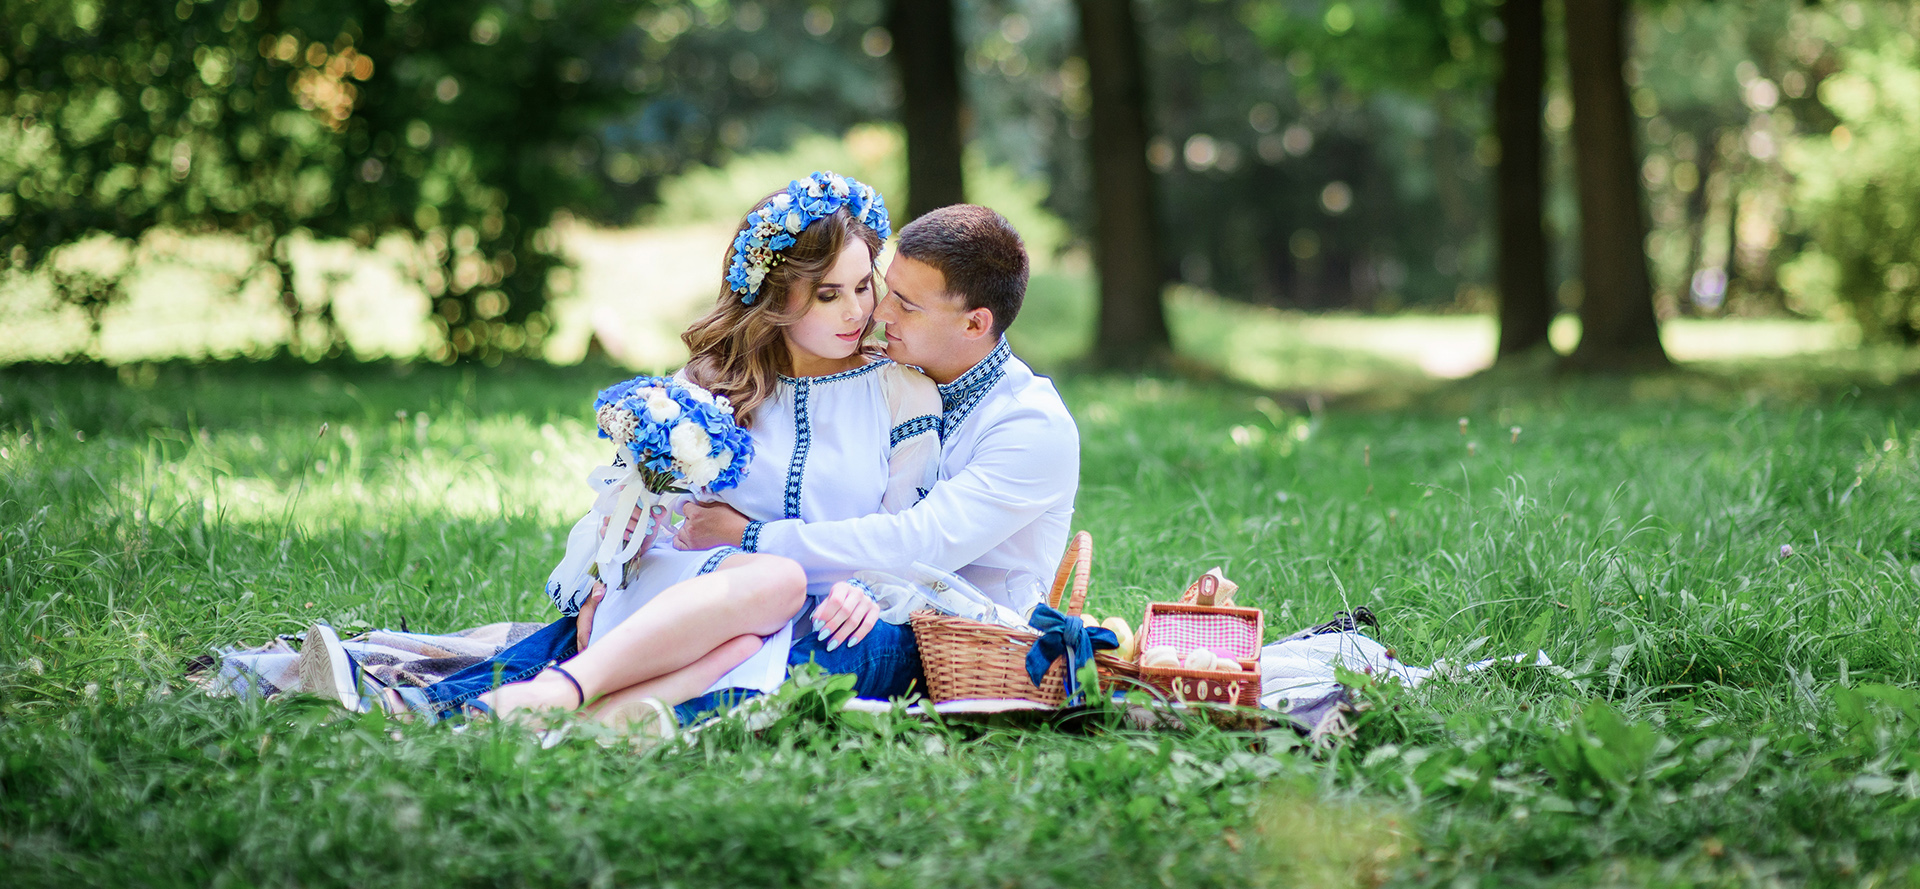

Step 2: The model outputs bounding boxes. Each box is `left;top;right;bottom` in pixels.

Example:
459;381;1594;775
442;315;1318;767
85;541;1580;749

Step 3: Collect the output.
588;375;753;588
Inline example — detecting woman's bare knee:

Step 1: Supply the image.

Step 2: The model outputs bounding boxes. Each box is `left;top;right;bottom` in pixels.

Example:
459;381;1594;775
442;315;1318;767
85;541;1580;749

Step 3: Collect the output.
722;553;806;614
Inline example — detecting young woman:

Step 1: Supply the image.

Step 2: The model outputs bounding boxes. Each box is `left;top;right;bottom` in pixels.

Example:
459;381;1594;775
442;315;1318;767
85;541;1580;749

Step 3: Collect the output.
395;172;941;729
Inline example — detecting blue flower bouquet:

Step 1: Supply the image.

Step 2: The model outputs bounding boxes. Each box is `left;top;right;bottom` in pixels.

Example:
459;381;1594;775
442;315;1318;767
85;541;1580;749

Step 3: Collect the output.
586;376;753;591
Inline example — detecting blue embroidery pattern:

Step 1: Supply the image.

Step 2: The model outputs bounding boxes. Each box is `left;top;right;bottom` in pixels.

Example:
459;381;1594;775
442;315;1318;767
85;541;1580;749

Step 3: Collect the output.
776;360;887;520
776;360;888;386
699;546;743;575
741;520;765;553
937;338;1011;440
782;379;812;519
890;414;940;447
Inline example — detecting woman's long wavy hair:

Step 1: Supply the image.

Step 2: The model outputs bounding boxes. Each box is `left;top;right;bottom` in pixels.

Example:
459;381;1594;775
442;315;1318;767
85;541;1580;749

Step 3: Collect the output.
680;193;884;427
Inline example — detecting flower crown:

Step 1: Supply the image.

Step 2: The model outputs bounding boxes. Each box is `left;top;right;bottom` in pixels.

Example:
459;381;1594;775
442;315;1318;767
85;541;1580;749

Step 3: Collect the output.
725;171;891;305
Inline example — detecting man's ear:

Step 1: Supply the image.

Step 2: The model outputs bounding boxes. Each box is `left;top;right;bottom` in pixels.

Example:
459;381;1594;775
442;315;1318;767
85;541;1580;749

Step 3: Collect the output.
961;306;996;340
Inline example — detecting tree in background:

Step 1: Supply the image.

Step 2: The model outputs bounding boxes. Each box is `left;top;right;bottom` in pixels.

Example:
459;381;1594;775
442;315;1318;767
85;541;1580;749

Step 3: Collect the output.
1787;2;1920;344
1236;0;1501;312
1492;0;1551;359
1075;0;1171;367
1563;0;1669;369
888;0;966;223
1;0;637;362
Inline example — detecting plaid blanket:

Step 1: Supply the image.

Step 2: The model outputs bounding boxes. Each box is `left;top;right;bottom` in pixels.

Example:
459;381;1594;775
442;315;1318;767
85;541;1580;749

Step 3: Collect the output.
190;623;552;699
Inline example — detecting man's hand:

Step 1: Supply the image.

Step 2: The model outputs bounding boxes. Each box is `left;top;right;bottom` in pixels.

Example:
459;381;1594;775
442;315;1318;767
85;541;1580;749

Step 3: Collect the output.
810;581;880;651
676;500;752;551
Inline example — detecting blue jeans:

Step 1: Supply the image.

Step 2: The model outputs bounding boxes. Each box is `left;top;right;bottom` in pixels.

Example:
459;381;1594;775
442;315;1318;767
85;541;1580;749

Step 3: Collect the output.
419;617;578;717
673;595;924;724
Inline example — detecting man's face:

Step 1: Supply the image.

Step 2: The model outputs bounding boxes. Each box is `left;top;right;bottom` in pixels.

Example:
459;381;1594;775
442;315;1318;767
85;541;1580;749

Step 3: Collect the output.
876;255;975;375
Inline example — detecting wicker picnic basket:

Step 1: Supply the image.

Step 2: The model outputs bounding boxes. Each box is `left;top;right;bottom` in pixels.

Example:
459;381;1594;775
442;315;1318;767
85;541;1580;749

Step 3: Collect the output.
911;531;1137;706
1134;574;1264;707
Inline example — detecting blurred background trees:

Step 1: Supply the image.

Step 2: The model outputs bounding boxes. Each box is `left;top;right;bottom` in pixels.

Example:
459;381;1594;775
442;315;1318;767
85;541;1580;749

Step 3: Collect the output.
4;0;1918;369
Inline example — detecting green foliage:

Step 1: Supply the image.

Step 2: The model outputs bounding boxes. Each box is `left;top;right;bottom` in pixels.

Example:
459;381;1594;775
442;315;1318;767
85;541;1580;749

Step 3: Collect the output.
1787;4;1920;343
4;361;1920;882
0;0;642;361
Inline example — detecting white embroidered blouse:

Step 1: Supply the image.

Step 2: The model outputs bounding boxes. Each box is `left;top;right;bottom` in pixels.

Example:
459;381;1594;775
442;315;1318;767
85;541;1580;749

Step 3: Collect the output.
546;358;941;694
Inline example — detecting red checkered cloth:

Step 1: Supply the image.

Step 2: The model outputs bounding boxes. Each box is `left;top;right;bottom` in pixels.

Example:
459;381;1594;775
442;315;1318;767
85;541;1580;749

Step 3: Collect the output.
1140;612;1259;660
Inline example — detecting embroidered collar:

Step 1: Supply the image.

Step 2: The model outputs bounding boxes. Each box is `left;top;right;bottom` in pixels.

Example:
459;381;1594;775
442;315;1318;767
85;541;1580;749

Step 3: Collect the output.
937;337;1011;439
777;358;888;385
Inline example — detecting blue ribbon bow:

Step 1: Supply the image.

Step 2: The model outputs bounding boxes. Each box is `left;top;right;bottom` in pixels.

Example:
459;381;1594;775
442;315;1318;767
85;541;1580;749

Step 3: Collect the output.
1025;603;1119;702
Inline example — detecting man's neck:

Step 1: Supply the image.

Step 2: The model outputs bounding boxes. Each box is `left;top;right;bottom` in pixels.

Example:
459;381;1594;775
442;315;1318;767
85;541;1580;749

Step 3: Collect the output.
926;337;1000;385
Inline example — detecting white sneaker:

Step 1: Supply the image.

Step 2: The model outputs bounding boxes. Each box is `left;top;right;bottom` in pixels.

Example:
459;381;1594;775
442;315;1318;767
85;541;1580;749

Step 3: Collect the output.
297;622;367;713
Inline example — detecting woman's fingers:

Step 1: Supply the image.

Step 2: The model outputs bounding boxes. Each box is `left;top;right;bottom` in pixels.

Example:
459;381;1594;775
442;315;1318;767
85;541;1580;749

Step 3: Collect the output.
845;596;880;647
821;585;878;651
813;588;856;650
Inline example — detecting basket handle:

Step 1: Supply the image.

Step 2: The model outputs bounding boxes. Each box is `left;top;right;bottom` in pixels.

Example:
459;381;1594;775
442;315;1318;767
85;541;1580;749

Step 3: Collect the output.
1046;531;1094;616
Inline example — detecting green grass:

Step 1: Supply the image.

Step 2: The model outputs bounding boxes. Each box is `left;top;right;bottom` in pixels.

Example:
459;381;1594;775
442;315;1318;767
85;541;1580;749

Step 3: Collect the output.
3;358;1919;887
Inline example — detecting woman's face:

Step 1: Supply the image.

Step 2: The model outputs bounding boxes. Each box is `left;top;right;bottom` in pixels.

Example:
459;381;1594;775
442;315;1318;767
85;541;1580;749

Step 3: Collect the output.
782;238;877;369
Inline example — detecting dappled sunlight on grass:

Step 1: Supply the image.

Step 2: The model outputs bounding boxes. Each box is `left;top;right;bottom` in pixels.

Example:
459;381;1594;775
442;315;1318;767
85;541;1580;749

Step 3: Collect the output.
3;360;1920;883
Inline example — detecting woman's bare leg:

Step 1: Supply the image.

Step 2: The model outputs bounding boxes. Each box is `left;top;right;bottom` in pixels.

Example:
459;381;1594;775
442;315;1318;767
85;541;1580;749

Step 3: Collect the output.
582;634;764;731
481;553;803;717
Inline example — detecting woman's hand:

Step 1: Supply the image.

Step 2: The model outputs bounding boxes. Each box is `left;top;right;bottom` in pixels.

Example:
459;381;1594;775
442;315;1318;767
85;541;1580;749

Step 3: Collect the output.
574;582;605;653
811;581;880;651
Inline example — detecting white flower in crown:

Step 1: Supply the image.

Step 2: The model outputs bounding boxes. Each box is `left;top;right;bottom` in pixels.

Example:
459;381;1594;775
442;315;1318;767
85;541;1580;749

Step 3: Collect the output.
645;390;681;422
728;171;890;305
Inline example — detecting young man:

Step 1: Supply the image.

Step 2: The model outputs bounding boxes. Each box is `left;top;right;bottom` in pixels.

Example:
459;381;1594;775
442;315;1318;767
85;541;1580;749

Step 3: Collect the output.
416;205;1077;724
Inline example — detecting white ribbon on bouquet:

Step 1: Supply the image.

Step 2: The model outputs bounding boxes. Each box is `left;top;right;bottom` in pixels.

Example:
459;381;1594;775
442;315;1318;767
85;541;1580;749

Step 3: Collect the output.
586;462;674;594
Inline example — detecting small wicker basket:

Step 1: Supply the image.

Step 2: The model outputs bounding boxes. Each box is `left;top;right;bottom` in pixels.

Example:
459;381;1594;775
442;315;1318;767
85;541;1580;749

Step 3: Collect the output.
1135;599;1264;707
911;531;1134;706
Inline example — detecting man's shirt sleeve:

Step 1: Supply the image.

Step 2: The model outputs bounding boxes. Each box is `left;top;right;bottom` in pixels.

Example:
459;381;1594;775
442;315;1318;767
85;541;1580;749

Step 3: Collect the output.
753;404;1078;578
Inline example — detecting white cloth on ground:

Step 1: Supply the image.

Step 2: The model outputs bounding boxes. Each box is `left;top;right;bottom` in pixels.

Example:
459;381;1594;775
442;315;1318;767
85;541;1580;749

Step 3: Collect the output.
1259;631;1555;728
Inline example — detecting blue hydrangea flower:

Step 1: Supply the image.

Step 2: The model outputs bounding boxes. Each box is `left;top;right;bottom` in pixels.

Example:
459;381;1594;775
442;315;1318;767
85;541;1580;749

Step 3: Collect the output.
592;375;753;493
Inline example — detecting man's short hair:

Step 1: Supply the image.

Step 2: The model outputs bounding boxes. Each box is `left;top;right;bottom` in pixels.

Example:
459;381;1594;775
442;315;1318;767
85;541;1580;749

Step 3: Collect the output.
895;205;1029;336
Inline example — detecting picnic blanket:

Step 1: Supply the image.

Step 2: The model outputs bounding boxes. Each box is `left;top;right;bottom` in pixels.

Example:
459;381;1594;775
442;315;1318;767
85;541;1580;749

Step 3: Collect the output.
194;622;1553;741
190;623;552;699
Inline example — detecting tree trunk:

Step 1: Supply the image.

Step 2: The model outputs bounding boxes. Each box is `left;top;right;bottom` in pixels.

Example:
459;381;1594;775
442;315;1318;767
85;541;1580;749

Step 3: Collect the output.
1074;0;1171;368
1493;0;1552;358
1563;0;1669;370
888;0;966;224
